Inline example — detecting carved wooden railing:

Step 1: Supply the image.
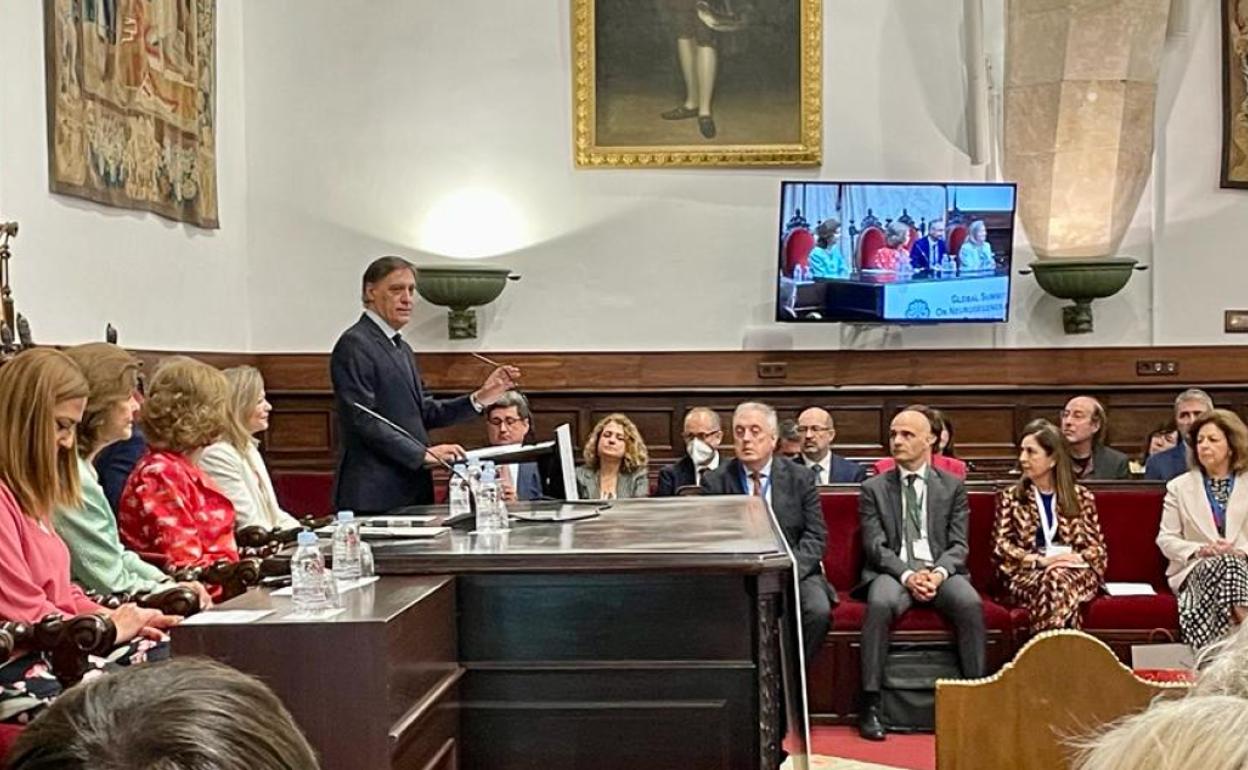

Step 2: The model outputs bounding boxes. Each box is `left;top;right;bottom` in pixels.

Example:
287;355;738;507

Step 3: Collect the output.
0;613;118;688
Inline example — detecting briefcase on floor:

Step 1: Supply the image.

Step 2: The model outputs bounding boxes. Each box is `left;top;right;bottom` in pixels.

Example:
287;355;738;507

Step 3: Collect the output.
881;643;961;732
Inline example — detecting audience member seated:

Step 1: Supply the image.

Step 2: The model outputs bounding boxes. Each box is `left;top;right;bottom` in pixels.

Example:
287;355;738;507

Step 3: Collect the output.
6;658;320;770
701;402;831;668
993;419;1106;632
861;222;912;272
118;357;241;583
482;390;542;502
575;414;649;500
795;406;865;484
93;366;146;515
936;408;958;459
656;407;724;496
1073;695;1248;770
874;405;968;479
197;366;299;531
856;407;984;741
1157;409;1248;652
0;349;179;724
1132;420;1179;476
777;418;803;460
54;344;210;607
808;218;850;278
1061;396;1130;480
957;219;996;271
909;219;949;272
1146;388;1215;482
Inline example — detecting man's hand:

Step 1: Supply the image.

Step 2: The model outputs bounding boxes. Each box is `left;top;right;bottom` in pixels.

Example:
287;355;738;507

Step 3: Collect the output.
905;571;937;602
425;444;466;466
474;366;522;406
499;481;518;503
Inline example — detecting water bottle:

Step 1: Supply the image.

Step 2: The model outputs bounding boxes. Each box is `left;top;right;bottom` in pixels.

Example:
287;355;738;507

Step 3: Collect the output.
332;510;362;581
483;462;509;529
449;464;471;516
291;531;332;613
476;466;501;533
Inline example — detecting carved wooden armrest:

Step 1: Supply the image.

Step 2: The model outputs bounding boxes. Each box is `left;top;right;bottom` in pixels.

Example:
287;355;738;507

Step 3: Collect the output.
1;613;118;688
260;556;291;579
135;585;201;618
236;525;282;551
197;558;263;602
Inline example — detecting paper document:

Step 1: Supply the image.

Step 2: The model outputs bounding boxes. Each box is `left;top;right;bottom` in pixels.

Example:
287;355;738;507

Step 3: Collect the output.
180;609;274;626
1105;582;1157;596
317;524;448;539
272;576;379;597
464;440;555;462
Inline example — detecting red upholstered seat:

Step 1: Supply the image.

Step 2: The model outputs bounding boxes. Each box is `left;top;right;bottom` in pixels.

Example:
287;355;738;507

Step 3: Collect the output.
0;724;22;758
855;227;886;268
271;471;335;516
1082;594;1179;631
783;228;816;277
947;224;968;258
833;597;1015;633
1094;487;1171;591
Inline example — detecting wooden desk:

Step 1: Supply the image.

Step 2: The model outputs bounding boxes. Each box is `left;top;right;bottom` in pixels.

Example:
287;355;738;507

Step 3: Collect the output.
172;576;459;770
375;496;804;770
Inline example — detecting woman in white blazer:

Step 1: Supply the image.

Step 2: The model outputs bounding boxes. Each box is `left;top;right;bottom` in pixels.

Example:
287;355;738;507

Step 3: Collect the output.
1157;408;1248;650
197;366;300;532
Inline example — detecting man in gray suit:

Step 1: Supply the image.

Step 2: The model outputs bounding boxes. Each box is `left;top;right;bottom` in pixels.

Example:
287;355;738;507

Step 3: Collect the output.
1061;395;1130;480
855;409;984;741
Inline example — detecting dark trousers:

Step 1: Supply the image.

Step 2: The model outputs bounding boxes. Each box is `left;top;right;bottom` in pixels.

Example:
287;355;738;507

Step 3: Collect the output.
798;573;832;666
860;573;985;692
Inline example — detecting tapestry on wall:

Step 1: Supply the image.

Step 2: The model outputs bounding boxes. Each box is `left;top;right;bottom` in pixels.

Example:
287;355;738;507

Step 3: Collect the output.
1224;0;1248;188
44;0;219;227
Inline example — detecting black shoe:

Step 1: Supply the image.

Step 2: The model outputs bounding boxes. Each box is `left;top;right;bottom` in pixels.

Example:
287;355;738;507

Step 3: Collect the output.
698;115;717;139
661;105;698;120
858;696;886;741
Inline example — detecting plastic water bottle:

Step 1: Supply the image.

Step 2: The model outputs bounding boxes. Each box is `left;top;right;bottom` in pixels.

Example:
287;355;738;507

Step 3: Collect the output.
449;464;471;516
332;510;362;581
476;466;501;533
291;531;332;613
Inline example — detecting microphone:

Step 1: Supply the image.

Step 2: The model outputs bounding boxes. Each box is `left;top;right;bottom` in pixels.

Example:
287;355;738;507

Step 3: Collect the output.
350;402;476;519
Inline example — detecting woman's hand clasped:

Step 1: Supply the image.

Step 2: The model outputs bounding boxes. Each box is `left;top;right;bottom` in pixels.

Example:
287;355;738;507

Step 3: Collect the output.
108;603;182;644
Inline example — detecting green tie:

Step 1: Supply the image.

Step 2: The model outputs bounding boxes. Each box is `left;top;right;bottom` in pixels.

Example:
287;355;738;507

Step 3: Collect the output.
903;474;924;545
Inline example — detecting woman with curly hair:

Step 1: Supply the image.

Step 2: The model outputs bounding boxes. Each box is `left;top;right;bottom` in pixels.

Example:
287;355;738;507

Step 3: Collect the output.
117;357;239;582
575;414;650;500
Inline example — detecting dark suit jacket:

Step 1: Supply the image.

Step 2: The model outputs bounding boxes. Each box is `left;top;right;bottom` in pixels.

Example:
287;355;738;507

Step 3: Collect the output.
1144;441;1187;482
855;466;970;598
701;456;835;604
797;452;867;484
95;430;146;514
909;237;947;271
515;461;543;501
330;314;479;511
1081;443;1132;481
655;454;723;496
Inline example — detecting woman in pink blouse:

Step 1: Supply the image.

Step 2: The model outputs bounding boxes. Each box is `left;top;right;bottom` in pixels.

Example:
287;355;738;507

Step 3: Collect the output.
118;357;240;588
0;349;179;722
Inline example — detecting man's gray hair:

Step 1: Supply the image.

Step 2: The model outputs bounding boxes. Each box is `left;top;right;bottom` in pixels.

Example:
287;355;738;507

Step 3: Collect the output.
486;390;531;422
685;406;722;432
734;401;779;437
1176;389;1214;411
778;418;800;441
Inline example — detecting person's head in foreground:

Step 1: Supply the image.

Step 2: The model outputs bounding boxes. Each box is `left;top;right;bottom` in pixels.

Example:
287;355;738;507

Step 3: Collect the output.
1072;694;1248;770
7;658;320;770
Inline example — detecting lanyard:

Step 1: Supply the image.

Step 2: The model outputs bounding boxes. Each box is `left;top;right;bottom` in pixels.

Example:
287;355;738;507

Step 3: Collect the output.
1034;489;1059;547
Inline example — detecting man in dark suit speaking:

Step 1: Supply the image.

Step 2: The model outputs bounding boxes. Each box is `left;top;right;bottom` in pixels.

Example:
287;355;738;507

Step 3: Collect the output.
701;401;833;668
331;256;518;513
854;408;984;741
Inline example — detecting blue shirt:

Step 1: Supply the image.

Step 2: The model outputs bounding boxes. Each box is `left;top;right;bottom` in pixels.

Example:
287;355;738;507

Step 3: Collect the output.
808;245;849;278
1144;441;1188;482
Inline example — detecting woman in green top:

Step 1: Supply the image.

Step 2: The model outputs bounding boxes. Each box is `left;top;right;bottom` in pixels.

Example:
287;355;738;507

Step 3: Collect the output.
54;343;211;608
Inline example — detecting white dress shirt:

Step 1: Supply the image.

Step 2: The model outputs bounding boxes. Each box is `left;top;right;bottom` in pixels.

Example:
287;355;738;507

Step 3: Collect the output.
695;451;721;486
897;463;949;585
807;451;832;485
364;308;402;343
741;458;774;510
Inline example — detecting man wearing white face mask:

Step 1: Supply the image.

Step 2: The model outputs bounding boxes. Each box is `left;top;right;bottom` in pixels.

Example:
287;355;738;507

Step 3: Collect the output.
656;407;724;496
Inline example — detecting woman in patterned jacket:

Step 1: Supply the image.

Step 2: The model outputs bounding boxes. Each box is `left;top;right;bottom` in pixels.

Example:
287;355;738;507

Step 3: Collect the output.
993;418;1107;631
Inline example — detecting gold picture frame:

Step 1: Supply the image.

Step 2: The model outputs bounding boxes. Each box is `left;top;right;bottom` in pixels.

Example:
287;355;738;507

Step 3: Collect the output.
573;0;822;168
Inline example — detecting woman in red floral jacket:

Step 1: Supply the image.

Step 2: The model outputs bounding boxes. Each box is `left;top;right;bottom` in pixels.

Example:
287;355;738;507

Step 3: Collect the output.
118;357;239;582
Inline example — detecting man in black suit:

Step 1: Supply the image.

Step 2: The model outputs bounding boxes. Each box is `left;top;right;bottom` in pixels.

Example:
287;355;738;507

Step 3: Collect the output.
656;407;724;496
330;256;518;513
701;402;833;667
1061;395;1131;480
855;408;984;741
484;390;543;502
795;406;867;484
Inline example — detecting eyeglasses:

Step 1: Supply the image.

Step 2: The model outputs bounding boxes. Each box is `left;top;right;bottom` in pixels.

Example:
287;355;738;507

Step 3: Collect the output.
796;425;830;435
487;417;527;428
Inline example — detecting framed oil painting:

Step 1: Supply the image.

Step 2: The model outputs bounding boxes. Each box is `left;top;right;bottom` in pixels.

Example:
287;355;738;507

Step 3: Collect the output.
44;0;219;227
573;0;822;168
1223;0;1248;188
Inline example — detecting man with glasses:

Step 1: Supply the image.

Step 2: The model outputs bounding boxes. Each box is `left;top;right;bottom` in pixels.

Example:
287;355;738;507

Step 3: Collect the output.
484;390;543;502
657;407;724;496
795;406;866;484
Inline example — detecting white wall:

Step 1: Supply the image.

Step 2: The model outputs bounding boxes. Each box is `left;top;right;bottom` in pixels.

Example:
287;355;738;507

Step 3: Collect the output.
0;0;250;351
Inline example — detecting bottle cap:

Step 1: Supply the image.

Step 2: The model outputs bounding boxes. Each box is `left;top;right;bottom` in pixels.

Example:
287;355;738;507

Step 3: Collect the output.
297;530;317;547
337;510;355;523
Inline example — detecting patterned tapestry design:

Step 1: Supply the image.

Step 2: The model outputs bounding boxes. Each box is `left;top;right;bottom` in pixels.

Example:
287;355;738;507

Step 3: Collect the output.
44;0;218;227
1225;0;1248;188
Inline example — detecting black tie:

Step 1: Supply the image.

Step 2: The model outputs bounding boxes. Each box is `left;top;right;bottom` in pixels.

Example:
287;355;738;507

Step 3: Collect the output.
391;333;402;348
811;463;823;482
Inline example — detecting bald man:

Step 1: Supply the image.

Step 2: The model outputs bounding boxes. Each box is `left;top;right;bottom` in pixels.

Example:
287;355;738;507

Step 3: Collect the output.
1060;396;1130;480
795;407;866;484
854;409;984;741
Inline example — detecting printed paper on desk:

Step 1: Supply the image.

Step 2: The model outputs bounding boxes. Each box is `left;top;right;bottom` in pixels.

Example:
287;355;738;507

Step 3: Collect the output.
180;610;274;626
271;576;379;597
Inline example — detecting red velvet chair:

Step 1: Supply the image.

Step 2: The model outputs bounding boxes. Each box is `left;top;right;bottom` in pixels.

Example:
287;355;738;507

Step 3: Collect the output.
271;471;335;517
947;224;969;261
783;228;816;277
855;227;886;270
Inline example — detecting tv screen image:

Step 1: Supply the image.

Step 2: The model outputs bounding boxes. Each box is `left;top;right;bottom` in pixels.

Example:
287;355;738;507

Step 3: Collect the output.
775;181;1018;324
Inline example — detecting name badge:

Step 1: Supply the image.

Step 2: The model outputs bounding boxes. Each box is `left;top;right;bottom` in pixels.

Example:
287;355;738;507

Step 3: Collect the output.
1045;544;1072;559
911;539;934;563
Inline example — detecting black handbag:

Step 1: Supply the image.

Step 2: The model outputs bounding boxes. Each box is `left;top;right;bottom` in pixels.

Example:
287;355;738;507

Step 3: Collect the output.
880;643;961;732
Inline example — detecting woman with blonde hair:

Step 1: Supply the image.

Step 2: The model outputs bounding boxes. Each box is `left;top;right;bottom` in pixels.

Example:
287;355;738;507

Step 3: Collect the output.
196;366;299;531
575;414;650;500
1157;408;1248;650
862;221;913;273
0;349;179;722
53;344;210;607
1073;695;1248;770
992;419;1106;631
117;357;240;582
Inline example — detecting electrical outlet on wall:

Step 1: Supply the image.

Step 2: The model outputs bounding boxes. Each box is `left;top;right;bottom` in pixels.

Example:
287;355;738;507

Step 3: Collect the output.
1136;360;1179;376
